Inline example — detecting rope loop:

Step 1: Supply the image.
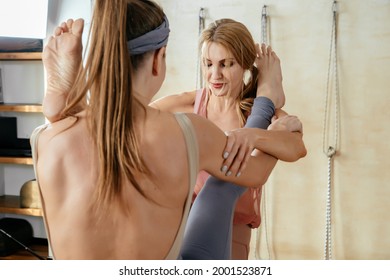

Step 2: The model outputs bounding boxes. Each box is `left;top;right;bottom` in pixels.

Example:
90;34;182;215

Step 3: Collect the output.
326;146;336;158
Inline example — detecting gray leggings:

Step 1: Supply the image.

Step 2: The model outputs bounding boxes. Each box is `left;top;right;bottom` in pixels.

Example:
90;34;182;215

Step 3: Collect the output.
180;96;275;260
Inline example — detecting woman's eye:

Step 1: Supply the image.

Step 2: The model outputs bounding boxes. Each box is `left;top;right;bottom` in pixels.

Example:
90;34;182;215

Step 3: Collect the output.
221;62;234;68
225;62;234;67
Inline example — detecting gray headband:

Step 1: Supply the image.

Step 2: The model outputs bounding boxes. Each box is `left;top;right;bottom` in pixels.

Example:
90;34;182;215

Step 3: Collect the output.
127;16;170;55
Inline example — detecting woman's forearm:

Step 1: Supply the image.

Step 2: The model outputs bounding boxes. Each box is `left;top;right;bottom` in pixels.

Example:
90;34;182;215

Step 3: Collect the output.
254;130;307;162
245;96;306;161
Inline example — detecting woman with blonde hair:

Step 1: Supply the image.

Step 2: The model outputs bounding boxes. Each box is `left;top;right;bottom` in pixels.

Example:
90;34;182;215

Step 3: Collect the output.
151;18;295;259
35;0;305;259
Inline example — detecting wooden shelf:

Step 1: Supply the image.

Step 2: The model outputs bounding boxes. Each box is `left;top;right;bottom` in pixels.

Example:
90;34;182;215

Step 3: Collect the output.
0;157;33;165
0;103;43;113
0;195;42;217
0;52;42;60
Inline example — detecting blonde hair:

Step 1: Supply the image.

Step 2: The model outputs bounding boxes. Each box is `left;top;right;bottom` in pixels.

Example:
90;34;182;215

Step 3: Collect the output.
61;0;164;212
199;18;258;127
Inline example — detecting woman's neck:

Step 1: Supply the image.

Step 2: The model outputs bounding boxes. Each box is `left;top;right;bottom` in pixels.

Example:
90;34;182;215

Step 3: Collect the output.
205;92;241;130
207;92;238;113
132;72;155;106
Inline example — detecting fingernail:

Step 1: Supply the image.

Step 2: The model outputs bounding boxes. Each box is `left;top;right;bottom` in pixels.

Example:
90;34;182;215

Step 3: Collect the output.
223;152;229;159
236;172;241;178
221;166;228;173
226;171;232;176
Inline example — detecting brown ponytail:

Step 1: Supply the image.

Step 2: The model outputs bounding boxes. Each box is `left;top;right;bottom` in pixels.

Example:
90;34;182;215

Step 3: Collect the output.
63;0;151;213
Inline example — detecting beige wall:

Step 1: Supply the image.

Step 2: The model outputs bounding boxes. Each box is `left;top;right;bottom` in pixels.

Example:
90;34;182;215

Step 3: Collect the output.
158;0;390;259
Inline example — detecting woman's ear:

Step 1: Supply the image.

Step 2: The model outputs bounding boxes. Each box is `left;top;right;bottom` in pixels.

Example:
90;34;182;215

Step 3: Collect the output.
152;47;166;76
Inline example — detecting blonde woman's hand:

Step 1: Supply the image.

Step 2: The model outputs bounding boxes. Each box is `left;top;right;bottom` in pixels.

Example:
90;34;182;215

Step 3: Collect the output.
268;110;303;133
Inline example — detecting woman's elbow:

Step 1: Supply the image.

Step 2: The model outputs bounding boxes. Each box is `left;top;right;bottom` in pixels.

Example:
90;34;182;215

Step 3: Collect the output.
286;133;307;162
285;144;307;162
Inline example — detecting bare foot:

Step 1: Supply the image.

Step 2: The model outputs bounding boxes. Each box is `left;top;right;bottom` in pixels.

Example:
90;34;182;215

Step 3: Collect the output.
43;18;84;96
255;43;285;109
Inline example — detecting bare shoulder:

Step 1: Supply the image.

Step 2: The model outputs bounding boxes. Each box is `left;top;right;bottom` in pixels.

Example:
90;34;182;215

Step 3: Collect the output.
143;110;215;169
36;112;94;188
181;113;226;171
149;90;197;113
37;112;90;166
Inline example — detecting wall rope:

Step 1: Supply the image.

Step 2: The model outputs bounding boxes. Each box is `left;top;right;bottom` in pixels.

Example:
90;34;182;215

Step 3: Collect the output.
261;5;269;45
196;7;206;89
322;0;340;260
256;4;273;260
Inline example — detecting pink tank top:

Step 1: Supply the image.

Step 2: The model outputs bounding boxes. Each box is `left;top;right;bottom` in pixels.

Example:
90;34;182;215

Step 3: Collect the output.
193;89;261;228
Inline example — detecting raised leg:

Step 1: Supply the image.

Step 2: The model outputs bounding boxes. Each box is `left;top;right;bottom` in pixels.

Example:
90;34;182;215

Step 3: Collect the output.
180;97;275;260
42;18;84;122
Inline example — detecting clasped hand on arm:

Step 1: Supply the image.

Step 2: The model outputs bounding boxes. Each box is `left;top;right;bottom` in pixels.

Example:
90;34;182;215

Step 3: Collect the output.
221;109;306;178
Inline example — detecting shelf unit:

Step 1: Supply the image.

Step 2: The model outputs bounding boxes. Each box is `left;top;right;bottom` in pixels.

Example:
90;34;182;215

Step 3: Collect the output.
0;52;43;218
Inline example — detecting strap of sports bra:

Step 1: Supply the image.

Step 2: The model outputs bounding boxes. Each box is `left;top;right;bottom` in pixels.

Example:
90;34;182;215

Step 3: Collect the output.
164;113;199;259
30;123;54;259
193;89;203;113
174;113;199;187
193;88;208;116
30;124;47;179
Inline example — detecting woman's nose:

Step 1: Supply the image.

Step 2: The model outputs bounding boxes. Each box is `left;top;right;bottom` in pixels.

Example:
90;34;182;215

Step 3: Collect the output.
210;66;222;79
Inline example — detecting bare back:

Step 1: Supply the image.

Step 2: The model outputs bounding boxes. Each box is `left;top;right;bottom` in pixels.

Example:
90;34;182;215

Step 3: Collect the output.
35;109;197;259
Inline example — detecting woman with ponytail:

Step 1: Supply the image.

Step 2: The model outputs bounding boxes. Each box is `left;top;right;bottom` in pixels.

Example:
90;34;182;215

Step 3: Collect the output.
34;0;306;259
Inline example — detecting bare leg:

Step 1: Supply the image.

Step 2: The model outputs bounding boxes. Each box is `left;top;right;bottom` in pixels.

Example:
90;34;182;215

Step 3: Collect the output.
255;43;285;109
42;19;84;122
